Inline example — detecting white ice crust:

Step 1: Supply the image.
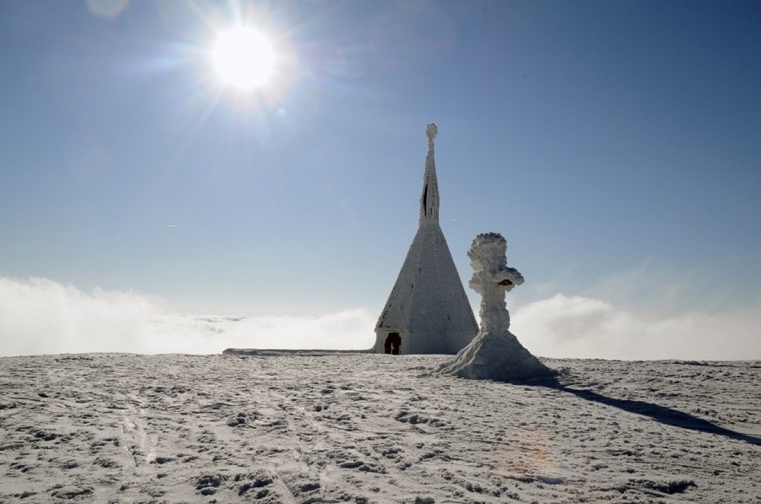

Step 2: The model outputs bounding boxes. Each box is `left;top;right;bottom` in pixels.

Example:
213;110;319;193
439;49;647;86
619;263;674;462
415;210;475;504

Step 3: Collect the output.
3;353;759;502
374;124;478;354
440;233;552;381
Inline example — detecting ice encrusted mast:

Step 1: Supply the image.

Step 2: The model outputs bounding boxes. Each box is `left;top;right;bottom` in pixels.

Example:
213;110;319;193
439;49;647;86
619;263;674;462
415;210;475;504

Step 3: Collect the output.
374;124;479;354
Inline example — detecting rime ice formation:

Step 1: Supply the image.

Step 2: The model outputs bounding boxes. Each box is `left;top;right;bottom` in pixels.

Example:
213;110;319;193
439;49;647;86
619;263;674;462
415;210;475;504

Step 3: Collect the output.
374;124;478;354
440;233;552;381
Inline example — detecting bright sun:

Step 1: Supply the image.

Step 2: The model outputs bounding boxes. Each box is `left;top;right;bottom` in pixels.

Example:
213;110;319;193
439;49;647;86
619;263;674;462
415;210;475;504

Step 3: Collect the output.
212;27;276;90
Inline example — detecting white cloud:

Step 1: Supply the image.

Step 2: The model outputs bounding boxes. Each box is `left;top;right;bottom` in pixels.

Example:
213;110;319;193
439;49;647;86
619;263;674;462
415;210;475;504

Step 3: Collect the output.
2;276;759;360
0;277;376;357
512;293;761;360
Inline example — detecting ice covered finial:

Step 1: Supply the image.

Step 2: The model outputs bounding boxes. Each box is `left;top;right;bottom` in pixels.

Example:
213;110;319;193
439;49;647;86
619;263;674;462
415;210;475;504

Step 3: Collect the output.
420;123;440;223
426;123;438;145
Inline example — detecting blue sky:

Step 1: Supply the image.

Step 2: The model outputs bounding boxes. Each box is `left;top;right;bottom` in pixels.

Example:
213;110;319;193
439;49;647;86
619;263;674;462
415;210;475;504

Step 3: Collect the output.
1;1;760;358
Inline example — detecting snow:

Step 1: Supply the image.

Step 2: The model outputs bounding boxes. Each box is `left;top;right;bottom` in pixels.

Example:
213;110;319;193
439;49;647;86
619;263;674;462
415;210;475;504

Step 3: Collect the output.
375;124;478;354
439;329;552;382
1;352;760;502
441;233;552;381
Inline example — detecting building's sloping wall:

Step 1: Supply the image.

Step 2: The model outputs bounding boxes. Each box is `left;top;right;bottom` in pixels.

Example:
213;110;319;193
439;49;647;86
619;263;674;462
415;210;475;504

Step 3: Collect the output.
374;219;477;354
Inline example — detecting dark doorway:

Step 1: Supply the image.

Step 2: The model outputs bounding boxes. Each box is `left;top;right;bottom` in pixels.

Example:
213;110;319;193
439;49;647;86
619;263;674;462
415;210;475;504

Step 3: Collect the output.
384;332;401;355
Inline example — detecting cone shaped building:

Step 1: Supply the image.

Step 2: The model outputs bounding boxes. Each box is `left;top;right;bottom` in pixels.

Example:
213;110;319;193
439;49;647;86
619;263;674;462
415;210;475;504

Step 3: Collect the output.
374;124;478;354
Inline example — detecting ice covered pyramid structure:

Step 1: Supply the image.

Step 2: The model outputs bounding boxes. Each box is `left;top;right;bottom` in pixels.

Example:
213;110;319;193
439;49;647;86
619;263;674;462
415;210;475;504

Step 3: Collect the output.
374;124;478;354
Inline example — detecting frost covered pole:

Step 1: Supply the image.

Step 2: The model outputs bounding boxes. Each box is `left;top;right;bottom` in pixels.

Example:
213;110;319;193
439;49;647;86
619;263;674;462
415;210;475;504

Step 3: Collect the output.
439;232;552;381
468;233;524;333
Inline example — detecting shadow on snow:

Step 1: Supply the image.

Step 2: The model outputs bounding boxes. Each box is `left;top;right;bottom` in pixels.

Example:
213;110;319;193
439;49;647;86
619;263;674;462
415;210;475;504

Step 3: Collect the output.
525;375;761;447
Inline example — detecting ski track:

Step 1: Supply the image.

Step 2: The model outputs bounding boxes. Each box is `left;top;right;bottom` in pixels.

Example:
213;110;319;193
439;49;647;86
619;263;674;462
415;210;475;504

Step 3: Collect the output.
1;353;760;502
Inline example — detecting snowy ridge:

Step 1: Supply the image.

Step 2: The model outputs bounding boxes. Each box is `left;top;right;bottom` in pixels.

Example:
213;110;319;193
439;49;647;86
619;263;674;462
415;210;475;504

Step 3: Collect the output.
1;353;759;502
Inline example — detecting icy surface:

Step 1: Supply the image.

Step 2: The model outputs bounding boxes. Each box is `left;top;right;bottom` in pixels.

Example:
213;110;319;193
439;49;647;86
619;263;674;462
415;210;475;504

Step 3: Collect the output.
420;123;439;223
441;233;552;381
467;232;524;332
375;124;477;354
1;353;760;502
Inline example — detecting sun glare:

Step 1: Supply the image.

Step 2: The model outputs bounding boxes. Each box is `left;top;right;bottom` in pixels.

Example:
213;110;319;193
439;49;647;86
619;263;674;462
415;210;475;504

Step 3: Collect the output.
212;27;276;90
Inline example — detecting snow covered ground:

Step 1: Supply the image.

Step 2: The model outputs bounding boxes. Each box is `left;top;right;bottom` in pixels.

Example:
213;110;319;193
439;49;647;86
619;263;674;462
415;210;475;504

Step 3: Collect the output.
1;352;760;503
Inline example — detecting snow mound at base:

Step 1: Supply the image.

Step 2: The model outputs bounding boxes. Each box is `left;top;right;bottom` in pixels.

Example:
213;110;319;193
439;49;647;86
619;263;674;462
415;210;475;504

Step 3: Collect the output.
439;329;553;382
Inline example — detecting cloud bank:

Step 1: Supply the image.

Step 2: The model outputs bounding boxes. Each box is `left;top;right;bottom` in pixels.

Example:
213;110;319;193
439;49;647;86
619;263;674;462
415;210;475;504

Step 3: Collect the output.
0;277;376;357
1;277;759;360
512;294;761;361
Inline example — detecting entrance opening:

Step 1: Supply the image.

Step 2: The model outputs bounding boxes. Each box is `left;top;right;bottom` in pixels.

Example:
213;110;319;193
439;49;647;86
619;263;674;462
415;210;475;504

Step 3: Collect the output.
384;332;401;355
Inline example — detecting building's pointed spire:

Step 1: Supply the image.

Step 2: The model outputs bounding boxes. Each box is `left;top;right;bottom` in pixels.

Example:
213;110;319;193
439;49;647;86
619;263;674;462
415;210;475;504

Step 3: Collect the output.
420;123;440;224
